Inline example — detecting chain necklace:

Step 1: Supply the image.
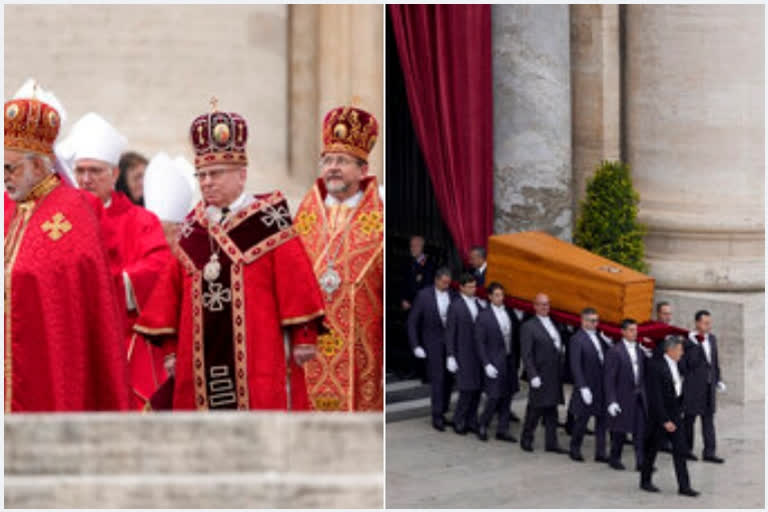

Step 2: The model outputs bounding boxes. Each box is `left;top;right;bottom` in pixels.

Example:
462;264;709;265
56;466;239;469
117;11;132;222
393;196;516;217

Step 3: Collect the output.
318;204;356;298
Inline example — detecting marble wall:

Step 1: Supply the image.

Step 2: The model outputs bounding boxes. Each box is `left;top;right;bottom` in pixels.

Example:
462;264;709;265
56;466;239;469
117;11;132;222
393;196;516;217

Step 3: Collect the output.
4;5;384;208
491;5;573;240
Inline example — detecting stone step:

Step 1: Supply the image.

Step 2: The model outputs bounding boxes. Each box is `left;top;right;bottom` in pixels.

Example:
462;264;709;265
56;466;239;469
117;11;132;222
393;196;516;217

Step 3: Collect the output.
5;472;383;509
385;378;431;404
5;412;382;476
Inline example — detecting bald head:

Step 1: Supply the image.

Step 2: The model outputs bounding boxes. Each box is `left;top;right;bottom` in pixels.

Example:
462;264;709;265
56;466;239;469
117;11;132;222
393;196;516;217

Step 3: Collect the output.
533;293;550;317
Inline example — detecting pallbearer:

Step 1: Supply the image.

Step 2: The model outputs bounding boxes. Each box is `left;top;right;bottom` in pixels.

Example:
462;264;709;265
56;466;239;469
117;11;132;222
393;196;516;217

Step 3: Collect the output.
295;105;384;411
135;99;325;411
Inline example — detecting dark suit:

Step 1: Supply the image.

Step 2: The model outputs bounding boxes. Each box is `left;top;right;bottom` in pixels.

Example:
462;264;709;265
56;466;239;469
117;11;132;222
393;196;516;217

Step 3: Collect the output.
520;316;566;450
642;357;691;491
604;341;647;467
446;296;484;431
472;265;486;287
408;286;455;421
567;329;608;459
476;306;520;435
679;333;721;457
403;254;436;304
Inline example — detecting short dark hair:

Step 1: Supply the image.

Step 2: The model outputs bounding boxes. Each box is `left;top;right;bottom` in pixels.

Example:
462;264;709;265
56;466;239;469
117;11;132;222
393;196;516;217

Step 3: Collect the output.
581;307;598;317
116;151;148;206
487;281;505;296
118;151;148;175
662;334;684;352
470;246;486;259
620;318;637;330
695;310;711;322
458;272;476;286
656;301;670;313
435;267;452;281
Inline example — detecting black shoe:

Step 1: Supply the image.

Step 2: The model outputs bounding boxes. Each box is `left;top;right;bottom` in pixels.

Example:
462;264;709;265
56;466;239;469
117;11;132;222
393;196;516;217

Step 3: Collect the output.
702;454;725;464
521;442;533;452
678;488;700;497
495;432;517;443
684;452;698;461
569;451;585;462
476;425;488;442
432;417;445;432
640;482;660;493
510;411;521;423
609;460;626;471
453;423;467;435
545;446;568;455
595;455;609;463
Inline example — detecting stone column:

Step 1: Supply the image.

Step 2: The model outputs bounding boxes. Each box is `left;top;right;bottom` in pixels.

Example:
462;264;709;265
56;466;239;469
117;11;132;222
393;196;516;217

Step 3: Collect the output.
624;4;765;292
492;5;573;240
287;5;383;204
569;4;622;216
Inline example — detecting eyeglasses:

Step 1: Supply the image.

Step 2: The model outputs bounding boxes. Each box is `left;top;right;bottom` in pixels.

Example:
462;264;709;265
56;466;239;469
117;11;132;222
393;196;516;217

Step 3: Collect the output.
319;155;359;168
74;166;110;177
193;167;239;181
585;317;599;323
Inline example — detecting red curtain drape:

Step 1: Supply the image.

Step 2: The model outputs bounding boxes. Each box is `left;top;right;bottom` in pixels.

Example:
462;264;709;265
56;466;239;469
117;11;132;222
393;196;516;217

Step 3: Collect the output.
389;4;494;262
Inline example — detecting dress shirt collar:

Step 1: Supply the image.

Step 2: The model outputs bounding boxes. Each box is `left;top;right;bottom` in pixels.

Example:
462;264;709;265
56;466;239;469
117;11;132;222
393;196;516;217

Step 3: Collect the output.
325;190;363;208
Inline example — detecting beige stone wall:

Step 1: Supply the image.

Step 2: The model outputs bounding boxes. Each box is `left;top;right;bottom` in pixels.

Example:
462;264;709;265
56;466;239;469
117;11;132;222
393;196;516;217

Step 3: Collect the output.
4;5;383;207
625;4;764;291
569;4;621;215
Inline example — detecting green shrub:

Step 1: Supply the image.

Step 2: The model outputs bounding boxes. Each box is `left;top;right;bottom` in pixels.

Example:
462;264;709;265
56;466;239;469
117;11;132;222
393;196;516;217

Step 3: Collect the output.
574;160;649;273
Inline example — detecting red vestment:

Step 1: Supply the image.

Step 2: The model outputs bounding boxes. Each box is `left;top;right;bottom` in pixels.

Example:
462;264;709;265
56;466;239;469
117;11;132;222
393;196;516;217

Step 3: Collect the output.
4;175;131;412
103;191;172;409
295;177;384;411
134;191;325;411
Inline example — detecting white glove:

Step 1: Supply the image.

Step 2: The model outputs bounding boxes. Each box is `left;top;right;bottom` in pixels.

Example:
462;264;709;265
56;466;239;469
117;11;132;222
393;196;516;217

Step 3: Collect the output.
446;356;458;373
608;402;622;417
580;387;593;405
717;381;727;392
484;364;498;379
530;376;542;389
413;346;427;359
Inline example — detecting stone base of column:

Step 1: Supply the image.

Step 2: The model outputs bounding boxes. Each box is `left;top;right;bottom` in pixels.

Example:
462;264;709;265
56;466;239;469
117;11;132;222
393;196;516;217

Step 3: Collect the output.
654;289;764;404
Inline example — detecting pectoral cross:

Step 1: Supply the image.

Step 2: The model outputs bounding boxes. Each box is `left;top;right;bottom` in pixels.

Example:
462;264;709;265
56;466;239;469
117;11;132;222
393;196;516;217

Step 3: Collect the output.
41;212;72;241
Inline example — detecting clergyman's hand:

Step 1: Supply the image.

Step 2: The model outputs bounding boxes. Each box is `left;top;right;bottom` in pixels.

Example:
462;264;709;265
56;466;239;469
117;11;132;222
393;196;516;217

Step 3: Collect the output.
663;421;677;433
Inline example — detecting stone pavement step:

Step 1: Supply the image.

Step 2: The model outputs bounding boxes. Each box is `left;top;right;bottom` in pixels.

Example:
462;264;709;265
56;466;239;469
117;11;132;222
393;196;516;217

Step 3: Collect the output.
6;412;382;476
5;472;383;509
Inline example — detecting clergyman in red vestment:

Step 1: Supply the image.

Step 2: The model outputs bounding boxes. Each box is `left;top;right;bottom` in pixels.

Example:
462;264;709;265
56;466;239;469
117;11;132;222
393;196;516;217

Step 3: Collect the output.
67;112;172;409
4;84;130;412
295;106;384;411
134;101;325;411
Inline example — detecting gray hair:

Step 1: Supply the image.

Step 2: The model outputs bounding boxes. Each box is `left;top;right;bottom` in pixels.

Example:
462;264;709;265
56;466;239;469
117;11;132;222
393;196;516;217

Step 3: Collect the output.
662;334;683;352
24;152;53;172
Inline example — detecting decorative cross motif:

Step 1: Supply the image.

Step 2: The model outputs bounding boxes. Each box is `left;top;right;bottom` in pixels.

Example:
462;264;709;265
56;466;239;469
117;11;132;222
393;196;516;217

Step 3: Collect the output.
179;217;195;238
357;211;383;237
295;211;317;235
210;96;218;112
203;282;231;312
261;204;291;230
41;212;72;241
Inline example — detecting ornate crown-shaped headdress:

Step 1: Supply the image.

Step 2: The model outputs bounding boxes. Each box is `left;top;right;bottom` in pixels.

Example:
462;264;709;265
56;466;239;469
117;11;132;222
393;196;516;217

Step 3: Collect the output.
5;84;61;157
322;105;378;162
189;97;248;169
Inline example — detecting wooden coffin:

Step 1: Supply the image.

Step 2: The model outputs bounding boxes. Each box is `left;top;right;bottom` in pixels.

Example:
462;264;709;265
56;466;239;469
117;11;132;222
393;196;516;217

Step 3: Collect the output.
486;231;655;325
